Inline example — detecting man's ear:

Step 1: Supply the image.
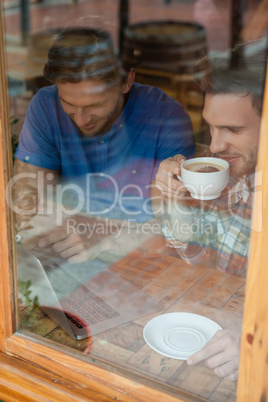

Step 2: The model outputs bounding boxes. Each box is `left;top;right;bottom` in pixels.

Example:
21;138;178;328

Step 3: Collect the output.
122;69;136;94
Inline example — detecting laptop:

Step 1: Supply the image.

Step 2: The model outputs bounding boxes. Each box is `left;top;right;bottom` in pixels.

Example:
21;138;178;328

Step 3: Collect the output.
17;244;162;340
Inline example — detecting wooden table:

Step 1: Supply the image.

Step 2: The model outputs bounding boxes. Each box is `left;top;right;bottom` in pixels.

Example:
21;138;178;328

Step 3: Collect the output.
20;235;245;401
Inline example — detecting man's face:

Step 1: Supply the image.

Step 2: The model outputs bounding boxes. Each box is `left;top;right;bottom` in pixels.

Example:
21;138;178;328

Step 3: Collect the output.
57;80;124;137
203;93;261;178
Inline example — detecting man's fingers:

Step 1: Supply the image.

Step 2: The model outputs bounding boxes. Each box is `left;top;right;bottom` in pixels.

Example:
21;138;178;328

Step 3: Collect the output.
158;158;182;176
173;154;186;164
224;370;239;382
156;154;186;178
187;329;241;382
208;329;227;342
187;331;224;365
59;242;85;259
212;359;239;379
156;171;180;190
155;155;188;202
67;238;113;263
68;249;91;264
156;176;188;198
205;349;239;371
188;348;239;380
187;347;217;366
38;228;71;248
157;183;182;197
51;233;81;253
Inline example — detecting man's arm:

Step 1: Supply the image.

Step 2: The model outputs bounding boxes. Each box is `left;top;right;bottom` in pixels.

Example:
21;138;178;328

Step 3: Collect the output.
13;160;119;262
13;159;59;231
154;154;217;264
13;160;143;263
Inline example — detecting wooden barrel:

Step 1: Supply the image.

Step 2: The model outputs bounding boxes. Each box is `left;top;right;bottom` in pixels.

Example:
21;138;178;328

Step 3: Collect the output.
122;21;207;75
26;29;62;92
122;21;208;138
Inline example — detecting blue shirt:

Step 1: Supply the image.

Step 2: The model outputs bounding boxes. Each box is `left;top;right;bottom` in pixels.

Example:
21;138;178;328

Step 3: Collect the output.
15;83;195;221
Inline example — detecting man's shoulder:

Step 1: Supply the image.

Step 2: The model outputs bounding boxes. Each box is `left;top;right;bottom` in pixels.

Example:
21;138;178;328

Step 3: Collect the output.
28;84;59;116
133;82;177;102
131;82;185;116
33;84;58;103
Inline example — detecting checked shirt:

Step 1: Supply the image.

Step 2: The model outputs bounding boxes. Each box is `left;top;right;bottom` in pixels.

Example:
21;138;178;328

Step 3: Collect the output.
162;174;255;277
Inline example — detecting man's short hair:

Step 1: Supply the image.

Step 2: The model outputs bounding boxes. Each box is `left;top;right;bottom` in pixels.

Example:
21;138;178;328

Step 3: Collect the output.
195;41;267;115
43;28;126;86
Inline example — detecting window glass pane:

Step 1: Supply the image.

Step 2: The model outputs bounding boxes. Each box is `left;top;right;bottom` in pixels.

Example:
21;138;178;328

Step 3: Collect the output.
3;0;267;400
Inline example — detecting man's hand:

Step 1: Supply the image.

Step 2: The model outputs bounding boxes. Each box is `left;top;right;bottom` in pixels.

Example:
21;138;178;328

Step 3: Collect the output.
187;329;241;381
155;154;187;200
37;221;114;263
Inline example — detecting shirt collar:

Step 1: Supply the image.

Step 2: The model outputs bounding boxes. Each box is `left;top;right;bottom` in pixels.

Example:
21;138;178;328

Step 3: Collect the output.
228;172;256;206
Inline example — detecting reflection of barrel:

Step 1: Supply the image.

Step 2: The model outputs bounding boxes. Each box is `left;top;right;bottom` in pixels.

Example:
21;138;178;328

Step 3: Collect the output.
122;21;208;136
26;29;62;93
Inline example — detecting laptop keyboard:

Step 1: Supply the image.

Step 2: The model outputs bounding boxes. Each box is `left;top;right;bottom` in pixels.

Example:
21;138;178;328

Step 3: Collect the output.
61;291;121;325
43;262;120;325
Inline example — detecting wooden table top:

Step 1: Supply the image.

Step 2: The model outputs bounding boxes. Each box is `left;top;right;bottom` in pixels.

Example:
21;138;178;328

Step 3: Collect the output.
20;235;245;401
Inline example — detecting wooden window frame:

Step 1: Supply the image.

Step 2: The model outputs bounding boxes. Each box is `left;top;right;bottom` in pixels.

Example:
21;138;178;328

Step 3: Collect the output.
0;9;267;401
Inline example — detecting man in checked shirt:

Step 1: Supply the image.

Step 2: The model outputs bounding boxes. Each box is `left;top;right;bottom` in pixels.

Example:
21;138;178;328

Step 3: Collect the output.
154;41;267;381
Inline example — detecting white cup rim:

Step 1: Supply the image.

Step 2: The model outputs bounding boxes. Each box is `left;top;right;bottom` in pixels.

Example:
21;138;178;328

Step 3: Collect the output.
182;157;229;173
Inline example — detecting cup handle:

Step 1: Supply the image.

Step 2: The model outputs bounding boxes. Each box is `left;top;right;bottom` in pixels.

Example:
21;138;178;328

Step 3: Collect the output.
177;174;182;181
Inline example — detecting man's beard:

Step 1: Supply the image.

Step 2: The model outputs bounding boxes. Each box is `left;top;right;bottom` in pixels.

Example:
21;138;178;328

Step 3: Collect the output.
79;94;124;137
238;145;258;177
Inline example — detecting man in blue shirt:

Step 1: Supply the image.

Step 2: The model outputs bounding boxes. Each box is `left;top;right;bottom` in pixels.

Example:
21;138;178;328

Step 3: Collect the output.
13;27;194;262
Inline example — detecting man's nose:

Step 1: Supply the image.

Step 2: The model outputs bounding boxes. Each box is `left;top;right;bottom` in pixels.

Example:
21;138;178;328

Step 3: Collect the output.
209;129;228;154
74;108;92;127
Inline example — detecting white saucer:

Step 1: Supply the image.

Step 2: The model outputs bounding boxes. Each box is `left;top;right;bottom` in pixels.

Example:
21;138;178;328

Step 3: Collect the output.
143;312;222;360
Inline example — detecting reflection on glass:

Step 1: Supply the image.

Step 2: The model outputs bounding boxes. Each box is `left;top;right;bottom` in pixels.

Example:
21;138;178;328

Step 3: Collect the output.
3;1;268;400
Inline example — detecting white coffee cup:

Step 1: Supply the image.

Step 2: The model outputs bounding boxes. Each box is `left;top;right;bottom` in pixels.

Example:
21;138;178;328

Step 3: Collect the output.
177;157;229;200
